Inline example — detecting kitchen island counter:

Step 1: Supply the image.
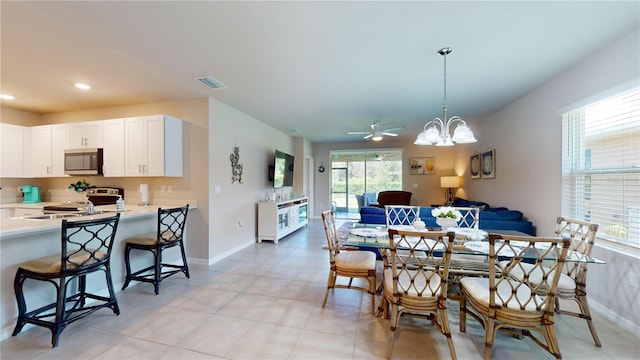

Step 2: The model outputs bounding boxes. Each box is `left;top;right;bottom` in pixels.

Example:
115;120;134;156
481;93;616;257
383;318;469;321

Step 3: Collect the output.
0;200;197;341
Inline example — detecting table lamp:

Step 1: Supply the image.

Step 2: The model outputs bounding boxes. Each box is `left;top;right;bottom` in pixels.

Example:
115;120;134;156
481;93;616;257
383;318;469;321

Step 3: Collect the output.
441;176;461;205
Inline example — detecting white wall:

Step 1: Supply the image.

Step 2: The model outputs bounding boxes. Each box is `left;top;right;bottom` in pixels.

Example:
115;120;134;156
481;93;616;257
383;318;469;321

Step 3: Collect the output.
208;98;295;262
460;29;640;332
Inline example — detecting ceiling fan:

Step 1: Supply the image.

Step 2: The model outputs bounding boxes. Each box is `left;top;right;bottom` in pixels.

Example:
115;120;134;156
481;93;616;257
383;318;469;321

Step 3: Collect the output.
347;122;401;141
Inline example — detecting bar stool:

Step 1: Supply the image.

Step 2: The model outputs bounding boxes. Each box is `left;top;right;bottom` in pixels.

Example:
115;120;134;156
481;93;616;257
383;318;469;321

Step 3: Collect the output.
122;205;190;295
12;214;121;347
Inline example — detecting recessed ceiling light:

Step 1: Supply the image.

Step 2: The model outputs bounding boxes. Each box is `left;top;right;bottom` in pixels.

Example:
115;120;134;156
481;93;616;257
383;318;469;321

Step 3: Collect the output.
75;83;91;90
0;94;15;100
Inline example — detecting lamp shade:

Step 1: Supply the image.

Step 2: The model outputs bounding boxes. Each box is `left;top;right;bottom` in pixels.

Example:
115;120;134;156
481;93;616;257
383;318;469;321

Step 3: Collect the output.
440;176;461;189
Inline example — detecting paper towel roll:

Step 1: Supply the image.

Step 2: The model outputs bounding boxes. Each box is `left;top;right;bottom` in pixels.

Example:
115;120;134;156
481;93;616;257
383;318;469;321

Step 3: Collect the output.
139;184;149;205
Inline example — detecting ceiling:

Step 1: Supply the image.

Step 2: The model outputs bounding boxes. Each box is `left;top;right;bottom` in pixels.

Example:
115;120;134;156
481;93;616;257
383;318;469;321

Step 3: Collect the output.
1;1;638;143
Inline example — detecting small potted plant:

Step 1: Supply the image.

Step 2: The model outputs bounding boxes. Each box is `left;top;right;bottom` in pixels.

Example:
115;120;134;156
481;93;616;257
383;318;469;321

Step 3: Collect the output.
431;206;462;229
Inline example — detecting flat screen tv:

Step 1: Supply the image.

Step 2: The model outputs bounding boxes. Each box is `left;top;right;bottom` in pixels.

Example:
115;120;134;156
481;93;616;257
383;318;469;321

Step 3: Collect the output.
272;150;294;188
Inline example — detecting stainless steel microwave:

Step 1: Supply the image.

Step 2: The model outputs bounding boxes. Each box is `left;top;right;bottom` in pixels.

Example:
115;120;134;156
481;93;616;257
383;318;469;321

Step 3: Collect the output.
64;148;103;176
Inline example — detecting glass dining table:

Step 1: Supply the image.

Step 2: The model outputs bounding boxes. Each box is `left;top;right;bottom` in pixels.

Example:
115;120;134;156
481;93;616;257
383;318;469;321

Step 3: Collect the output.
341;223;606;264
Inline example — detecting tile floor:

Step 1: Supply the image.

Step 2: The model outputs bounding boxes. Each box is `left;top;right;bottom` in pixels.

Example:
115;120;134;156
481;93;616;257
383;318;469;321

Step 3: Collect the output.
1;219;639;359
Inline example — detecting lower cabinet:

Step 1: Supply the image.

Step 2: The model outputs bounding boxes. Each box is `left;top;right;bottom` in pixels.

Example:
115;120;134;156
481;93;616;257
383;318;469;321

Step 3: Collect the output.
257;197;308;244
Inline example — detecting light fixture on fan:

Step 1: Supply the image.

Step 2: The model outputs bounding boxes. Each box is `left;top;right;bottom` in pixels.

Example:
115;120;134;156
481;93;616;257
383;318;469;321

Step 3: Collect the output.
415;47;477;146
371;130;383;141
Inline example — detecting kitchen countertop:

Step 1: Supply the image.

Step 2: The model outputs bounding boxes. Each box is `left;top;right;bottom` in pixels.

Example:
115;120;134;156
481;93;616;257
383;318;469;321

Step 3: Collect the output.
0;200;197;240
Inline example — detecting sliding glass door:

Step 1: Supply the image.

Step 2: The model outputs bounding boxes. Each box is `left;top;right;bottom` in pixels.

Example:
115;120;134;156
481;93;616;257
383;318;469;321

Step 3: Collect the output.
330;149;402;217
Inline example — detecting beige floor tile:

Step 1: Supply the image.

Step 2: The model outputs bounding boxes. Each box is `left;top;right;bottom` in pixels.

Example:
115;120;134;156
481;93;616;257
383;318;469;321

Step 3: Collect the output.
305;305;361;337
132;307;210;345
226;323;302;359
158;347;225;359
179;314;253;357
289;330;356;359
94;337;170;359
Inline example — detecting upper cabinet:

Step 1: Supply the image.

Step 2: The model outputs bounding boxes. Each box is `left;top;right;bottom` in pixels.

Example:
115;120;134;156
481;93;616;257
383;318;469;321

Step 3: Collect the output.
28;124;69;177
124;115;183;177
69;121;104;148
102;118;125;177
0;123;26;178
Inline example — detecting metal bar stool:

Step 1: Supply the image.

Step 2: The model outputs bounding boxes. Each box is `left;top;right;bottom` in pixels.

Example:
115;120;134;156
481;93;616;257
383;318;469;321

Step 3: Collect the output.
12;214;121;347
122;205;190;295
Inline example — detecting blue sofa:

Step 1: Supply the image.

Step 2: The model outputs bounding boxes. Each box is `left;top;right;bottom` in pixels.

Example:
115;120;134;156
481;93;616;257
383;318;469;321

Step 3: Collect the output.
359;197;534;235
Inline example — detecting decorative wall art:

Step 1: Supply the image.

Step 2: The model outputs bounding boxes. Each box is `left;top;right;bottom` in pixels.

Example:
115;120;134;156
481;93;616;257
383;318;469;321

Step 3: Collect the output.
230;145;243;183
409;157;436;175
481;149;496;179
470;152;481;179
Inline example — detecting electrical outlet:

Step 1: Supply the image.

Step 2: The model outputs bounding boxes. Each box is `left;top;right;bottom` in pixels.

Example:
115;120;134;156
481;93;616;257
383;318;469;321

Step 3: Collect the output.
237;221;243;229
161;185;166;192
167;185;172;192
629;272;639;288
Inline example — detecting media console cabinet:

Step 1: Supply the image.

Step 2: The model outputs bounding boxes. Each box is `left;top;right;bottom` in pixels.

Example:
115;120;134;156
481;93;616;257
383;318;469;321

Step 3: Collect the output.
257;197;308;244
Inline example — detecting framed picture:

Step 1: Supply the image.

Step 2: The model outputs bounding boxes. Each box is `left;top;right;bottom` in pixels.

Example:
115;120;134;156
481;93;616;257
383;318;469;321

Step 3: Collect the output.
470;152;481;179
481;149;496;179
409;157;436;175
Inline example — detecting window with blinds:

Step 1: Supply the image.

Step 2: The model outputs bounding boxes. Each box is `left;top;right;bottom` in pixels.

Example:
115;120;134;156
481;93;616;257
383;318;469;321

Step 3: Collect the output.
561;86;640;248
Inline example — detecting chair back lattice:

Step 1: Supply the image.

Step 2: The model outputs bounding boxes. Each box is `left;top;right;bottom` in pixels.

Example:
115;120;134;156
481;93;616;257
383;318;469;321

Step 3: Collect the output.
157;205;189;246
321;210;340;261
450;207;479;229
61;214;120;273
385;205;420;227
388;229;455;298
555;216;598;284
489;234;570;313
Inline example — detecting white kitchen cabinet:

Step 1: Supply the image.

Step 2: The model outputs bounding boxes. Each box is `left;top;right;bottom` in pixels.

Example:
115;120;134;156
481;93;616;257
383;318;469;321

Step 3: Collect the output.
69;121;104;148
28;124;69;177
102;118;125;177
0;123;26;178
124;115;182;177
257;197;308;244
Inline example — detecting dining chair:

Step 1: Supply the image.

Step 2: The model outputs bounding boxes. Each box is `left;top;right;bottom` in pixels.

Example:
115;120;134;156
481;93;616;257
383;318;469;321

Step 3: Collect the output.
381;228;457;359
12;214;121;347
447;207;485;298
122;205;190;295
321;210;377;314
459;233;570;360
553;217;601;346
384;205;420;227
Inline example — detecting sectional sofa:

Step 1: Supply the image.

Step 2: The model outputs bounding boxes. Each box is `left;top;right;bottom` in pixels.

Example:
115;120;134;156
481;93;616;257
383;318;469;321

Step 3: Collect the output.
359;197;534;235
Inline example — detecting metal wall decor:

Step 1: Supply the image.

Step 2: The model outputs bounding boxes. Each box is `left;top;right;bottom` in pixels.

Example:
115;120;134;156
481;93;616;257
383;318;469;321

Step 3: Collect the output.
230;145;243;183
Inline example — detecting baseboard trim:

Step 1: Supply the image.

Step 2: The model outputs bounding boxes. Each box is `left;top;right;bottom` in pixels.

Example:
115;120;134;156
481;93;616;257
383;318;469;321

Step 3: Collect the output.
590;297;640;335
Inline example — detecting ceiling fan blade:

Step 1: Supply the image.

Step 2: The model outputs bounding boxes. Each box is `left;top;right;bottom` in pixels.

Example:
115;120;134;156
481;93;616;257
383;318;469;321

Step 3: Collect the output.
383;127;402;132
363;134;373;139
382;132;398;137
347;131;370;135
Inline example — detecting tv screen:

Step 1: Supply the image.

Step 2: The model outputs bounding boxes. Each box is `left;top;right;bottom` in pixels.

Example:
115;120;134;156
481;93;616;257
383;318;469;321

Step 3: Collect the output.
273;150;294;188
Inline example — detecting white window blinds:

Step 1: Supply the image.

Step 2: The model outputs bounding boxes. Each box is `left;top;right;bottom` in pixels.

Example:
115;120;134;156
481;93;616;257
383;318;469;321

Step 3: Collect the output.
561;86;640;248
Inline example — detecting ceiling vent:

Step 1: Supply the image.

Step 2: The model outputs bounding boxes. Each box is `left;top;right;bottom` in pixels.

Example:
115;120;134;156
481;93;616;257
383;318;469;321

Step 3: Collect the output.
195;76;226;89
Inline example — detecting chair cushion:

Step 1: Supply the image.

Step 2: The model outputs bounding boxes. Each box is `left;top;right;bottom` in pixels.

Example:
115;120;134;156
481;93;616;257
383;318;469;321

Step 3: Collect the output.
126;231;180;246
499;261;576;291
335;250;376;271
461;277;547;311
20;251;107;274
383;268;442;297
